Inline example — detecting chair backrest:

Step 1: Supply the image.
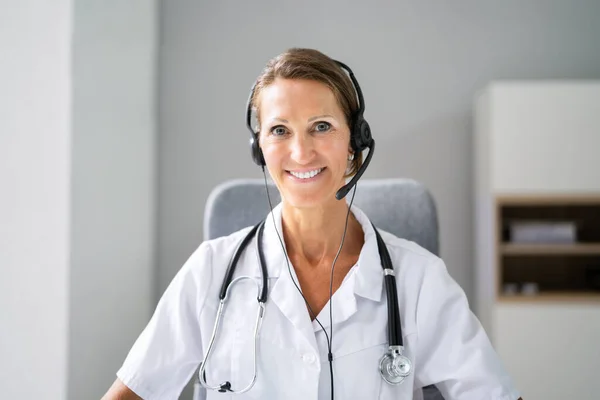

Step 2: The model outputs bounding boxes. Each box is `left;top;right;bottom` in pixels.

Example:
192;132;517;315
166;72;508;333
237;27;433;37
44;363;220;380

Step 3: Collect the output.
204;178;439;256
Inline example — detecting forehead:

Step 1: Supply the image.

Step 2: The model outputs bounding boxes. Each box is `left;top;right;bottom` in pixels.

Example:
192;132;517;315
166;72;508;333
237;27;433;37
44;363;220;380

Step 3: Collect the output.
258;78;343;120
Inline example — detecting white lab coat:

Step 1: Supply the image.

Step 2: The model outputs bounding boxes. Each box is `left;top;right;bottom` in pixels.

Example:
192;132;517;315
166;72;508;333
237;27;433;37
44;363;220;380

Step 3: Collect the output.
117;203;520;400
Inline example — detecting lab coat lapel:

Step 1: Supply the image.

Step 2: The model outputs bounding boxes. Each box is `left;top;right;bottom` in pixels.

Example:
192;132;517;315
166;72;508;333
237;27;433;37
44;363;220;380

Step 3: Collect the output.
311;205;384;331
351;204;385;302
262;204;319;353
270;264;319;352
311;273;358;332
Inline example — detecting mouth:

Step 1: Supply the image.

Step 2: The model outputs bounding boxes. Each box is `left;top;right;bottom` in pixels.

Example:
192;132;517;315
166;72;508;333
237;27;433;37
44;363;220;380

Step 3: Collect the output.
286;167;326;182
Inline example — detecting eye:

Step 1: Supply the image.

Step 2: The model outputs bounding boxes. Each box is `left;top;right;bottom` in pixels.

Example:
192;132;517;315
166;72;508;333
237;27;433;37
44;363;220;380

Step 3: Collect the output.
314;122;331;132
270;126;287;136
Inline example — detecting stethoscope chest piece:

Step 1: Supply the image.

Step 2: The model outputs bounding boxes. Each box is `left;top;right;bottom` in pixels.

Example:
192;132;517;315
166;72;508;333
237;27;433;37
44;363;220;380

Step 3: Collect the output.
379;346;412;385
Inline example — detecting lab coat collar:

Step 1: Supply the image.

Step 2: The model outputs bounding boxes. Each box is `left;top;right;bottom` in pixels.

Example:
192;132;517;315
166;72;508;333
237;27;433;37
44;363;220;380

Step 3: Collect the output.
349;203;385;303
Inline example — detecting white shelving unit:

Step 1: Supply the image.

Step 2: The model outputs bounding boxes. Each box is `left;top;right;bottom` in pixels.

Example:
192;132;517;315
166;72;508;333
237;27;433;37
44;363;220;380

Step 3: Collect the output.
473;81;600;400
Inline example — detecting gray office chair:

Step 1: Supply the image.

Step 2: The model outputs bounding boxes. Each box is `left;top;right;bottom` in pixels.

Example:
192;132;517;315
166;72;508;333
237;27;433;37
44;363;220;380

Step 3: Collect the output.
198;178;444;400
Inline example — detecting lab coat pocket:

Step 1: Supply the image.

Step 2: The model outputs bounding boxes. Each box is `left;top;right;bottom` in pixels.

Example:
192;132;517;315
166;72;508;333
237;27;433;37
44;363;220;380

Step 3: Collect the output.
332;341;387;399
329;332;417;400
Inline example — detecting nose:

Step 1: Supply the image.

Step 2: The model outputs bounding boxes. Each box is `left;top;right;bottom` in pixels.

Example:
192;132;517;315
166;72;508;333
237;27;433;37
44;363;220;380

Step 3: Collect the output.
289;132;316;165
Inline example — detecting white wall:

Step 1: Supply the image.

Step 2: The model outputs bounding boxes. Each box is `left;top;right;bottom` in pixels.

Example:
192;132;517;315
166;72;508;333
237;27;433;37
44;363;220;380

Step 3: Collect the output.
0;1;72;398
69;1;157;399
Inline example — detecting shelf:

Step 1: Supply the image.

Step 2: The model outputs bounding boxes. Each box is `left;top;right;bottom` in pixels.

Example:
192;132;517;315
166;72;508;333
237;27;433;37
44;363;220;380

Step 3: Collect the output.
496;194;600;206
499;292;600;303
501;243;600;256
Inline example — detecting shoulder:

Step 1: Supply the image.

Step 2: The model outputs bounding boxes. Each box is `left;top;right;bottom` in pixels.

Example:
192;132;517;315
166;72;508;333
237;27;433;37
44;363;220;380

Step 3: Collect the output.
187;225;256;269
376;228;442;274
201;225;256;257
183;225;257;283
373;228;453;316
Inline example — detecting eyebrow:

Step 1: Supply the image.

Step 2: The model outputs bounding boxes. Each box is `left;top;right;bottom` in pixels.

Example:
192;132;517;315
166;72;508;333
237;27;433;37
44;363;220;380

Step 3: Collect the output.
308;114;335;122
267;114;336;125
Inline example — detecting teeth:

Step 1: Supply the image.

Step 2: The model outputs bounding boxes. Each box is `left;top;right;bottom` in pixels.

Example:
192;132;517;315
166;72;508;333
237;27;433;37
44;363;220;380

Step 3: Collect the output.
290;168;323;179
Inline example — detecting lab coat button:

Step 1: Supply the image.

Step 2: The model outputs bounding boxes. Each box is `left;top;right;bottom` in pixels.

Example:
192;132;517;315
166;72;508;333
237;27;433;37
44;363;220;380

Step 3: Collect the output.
302;353;317;364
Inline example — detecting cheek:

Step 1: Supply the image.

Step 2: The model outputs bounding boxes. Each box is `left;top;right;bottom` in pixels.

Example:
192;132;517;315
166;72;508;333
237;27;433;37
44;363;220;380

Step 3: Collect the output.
327;140;351;166
260;141;283;166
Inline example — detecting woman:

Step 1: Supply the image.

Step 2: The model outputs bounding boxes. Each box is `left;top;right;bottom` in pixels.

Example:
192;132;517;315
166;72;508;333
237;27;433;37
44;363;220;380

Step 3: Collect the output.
103;48;521;400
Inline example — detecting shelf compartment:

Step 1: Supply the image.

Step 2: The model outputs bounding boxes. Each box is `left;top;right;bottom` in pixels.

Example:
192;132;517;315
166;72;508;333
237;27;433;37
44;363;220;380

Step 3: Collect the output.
498;200;600;243
500;255;600;294
494;195;600;302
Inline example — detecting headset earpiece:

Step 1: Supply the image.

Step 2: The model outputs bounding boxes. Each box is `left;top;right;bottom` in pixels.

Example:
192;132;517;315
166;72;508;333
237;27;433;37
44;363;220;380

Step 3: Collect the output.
249;135;265;167
351;115;372;153
334;60;373;153
246;83;266;167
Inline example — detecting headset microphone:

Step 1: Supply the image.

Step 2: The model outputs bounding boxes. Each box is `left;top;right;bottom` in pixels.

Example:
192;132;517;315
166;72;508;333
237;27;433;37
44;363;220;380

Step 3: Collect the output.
335;139;374;200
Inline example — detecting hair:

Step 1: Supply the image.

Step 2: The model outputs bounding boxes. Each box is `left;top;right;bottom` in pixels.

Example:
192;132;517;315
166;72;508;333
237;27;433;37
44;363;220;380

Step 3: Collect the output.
250;48;363;177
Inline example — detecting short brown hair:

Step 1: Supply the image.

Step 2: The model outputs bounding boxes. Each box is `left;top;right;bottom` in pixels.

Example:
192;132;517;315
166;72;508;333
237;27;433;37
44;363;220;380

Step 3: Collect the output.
250;48;363;177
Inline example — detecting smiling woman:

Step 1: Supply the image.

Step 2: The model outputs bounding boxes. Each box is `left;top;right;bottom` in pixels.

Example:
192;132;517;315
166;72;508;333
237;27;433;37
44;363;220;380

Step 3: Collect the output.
257;77;353;208
250;49;364;180
102;48;523;400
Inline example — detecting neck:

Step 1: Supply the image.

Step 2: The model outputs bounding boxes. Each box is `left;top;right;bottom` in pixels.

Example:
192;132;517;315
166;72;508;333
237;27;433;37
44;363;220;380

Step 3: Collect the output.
280;197;363;268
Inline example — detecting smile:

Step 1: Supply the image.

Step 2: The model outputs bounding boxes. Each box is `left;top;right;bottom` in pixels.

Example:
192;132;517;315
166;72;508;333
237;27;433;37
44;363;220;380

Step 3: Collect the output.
287;168;325;180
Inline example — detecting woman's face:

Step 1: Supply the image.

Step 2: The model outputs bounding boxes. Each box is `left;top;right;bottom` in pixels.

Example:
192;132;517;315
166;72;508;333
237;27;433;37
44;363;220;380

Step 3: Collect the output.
258;78;352;209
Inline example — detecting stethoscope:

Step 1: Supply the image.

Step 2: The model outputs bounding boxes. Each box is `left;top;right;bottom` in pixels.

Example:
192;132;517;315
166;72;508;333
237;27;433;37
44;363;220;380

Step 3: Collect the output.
197;217;412;394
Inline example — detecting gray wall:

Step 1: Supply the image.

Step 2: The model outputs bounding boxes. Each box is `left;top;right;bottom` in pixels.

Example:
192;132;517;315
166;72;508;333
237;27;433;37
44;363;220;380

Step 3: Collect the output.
70;1;157;399
0;1;72;398
0;1;157;399
158;0;600;309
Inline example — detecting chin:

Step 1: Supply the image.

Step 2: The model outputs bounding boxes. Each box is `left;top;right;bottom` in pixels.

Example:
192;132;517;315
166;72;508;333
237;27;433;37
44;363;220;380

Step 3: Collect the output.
282;193;331;209
279;184;342;210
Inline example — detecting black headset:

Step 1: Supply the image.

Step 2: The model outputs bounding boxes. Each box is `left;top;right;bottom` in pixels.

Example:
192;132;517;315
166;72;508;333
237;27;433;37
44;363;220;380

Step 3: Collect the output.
245;59;375;200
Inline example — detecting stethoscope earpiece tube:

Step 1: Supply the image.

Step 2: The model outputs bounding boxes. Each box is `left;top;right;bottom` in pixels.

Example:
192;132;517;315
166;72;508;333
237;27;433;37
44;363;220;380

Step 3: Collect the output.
255;221;268;302
389;274;402;346
384;276;398;345
373;224;403;347
373;224;412;385
220;222;263;300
